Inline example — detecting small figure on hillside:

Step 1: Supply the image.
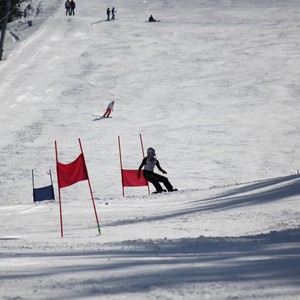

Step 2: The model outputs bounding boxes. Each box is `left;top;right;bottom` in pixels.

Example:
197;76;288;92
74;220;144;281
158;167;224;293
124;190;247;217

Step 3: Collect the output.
70;0;75;16
107;7;111;21
103;100;114;118
138;147;177;194
65;0;71;16
112;7;116;20
149;15;156;22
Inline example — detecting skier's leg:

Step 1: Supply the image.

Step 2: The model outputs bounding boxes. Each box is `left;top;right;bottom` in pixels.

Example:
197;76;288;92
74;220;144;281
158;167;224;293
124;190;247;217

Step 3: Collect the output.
162;178;173;191
144;172;163;192
151;179;164;192
153;173;174;191
103;108;109;117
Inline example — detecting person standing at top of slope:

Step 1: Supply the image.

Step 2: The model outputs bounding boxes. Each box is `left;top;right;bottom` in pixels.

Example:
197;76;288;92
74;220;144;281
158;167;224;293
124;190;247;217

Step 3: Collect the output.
112;7;116;20
65;0;71;16
107;7;111;21
137;147;177;194
70;0;75;16
103;100;114;118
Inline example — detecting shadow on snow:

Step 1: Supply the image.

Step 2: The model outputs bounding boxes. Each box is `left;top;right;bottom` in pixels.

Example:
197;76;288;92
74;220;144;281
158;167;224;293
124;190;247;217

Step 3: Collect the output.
106;174;300;227
1;228;300;299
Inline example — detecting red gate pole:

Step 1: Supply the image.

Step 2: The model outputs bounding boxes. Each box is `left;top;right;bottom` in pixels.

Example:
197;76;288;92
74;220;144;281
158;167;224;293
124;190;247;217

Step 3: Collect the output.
78;138;101;235
139;133;150;194
55;141;64;237
118;136;125;197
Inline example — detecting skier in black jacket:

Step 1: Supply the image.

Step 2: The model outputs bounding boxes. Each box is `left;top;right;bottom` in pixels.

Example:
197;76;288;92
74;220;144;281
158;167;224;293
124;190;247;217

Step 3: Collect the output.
138;147;177;193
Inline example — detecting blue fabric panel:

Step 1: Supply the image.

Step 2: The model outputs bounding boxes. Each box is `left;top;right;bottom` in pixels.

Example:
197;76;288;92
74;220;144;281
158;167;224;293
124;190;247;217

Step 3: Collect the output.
33;185;55;202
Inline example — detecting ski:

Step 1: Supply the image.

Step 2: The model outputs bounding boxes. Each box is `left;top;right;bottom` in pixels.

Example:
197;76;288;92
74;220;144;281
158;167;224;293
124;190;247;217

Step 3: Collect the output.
151;189;178;195
93;115;112;121
152;189;167;194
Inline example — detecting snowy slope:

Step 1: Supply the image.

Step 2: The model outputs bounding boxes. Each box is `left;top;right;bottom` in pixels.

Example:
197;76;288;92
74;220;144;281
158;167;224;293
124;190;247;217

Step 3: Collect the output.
0;0;300;299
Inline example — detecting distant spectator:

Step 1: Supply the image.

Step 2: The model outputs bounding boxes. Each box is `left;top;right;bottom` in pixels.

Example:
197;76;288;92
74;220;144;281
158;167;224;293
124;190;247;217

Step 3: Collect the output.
107;7;111;21
70;0;76;16
149;15;156;22
112;7;116;19
65;0;71;16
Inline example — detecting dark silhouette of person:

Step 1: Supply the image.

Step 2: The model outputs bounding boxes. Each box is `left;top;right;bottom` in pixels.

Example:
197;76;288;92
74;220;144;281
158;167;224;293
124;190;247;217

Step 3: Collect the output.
70;0;75;16
112;7;116;19
65;0;71;16
149;15;156;22
107;8;111;21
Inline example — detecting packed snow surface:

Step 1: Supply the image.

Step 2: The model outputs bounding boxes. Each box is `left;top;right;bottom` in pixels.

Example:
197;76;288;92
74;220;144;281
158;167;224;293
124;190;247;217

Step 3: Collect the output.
0;0;300;299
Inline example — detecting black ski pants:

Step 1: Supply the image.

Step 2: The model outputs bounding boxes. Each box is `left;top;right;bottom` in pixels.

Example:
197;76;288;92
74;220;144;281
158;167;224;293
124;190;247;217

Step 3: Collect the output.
143;170;173;192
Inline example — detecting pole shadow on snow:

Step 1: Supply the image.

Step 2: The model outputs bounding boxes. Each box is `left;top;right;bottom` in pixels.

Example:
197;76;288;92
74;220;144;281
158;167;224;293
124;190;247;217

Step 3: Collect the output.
91;20;113;25
1;228;300;299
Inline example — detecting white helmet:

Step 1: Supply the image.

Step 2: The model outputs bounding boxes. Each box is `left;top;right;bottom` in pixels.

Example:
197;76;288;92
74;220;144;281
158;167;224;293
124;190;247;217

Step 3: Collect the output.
147;147;156;157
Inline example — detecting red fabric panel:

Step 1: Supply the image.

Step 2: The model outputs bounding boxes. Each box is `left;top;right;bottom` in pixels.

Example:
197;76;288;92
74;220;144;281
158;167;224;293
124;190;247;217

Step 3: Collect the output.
57;154;88;189
122;169;148;187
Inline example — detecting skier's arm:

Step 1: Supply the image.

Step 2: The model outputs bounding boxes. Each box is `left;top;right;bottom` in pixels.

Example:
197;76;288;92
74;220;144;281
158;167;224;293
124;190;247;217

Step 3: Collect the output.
156;160;167;174
137;157;147;178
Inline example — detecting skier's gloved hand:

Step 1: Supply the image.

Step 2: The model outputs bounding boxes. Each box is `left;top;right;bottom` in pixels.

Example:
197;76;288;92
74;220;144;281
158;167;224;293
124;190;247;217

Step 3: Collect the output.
162;170;167;174
137;171;141;179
